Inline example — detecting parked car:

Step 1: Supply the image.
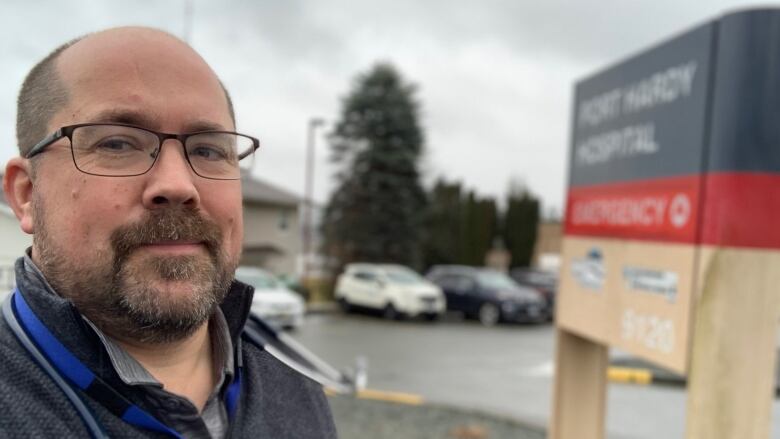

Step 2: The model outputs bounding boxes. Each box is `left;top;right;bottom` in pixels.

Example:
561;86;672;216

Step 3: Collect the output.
426;265;546;326
334;263;446;320
235;266;305;330
509;267;558;321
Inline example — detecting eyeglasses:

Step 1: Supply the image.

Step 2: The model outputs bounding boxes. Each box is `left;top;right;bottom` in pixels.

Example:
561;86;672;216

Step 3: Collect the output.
25;123;260;180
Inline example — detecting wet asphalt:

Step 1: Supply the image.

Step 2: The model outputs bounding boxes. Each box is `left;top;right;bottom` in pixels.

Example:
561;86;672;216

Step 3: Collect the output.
328;395;545;439
295;309;780;438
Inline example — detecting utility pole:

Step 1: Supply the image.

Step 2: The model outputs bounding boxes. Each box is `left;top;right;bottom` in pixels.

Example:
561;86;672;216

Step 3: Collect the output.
183;0;194;44
302;118;325;288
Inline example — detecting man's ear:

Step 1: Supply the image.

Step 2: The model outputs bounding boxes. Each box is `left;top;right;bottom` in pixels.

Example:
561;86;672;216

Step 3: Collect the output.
3;158;35;234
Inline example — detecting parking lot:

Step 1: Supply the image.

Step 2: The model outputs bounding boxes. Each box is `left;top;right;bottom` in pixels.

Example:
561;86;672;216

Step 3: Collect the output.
294;310;780;438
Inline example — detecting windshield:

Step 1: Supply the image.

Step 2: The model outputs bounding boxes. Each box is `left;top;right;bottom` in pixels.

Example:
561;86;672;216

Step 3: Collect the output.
517;271;558;287
236;270;280;290
476;271;519;290
384;267;425;284
528;272;557;287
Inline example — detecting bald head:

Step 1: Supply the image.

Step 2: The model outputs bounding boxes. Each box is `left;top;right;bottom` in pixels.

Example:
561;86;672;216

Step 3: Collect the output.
15;27;235;157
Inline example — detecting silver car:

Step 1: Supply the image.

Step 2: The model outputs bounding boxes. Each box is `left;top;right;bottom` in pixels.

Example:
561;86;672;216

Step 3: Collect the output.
235;266;306;330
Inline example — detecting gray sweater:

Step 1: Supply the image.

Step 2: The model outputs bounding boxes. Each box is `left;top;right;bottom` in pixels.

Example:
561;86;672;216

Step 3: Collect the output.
0;258;338;438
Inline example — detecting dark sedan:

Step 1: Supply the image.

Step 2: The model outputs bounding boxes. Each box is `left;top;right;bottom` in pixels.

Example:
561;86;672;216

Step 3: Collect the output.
509;267;558;321
426;265;547;326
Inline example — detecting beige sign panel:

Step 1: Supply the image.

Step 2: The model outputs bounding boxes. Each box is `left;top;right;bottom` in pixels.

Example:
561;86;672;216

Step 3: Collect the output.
557;237;696;374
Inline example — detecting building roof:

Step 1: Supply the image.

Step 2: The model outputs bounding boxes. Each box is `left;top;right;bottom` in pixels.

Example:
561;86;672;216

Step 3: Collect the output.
241;175;301;208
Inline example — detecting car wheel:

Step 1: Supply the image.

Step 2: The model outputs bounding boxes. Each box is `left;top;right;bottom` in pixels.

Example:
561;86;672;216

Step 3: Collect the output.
337;297;352;313
423;312;440;322
478;303;500;326
382;303;399;320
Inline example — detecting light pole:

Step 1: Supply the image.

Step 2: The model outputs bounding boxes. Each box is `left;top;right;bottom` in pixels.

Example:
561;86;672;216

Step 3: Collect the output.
302;117;325;288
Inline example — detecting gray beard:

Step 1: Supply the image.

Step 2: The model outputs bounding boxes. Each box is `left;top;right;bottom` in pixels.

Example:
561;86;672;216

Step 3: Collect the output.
33;200;236;345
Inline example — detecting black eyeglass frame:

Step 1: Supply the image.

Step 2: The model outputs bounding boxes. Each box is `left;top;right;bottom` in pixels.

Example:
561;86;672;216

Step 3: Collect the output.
25;122;260;180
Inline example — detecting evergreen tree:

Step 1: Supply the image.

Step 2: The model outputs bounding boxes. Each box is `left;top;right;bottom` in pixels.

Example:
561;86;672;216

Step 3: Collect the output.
503;183;540;268
473;196;498;265
322;63;427;269
421;179;498;269
421;179;463;268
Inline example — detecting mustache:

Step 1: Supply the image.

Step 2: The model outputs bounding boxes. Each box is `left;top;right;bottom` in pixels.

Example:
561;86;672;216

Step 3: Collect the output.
110;206;223;261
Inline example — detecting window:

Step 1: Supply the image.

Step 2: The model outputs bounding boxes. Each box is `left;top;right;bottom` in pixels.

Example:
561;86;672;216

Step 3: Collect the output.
384;268;424;284
0;265;14;291
453;275;476;293
476;271;517;290
437;274;474;292
354;271;377;282
278;209;289;231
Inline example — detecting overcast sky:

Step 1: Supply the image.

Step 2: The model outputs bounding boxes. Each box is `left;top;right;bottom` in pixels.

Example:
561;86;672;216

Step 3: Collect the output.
0;0;772;215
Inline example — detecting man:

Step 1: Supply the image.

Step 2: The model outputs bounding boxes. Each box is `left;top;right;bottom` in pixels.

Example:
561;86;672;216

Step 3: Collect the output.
0;27;337;438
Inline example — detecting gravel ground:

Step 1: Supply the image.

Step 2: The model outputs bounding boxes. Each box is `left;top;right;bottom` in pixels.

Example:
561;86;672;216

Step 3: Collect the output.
328;395;547;439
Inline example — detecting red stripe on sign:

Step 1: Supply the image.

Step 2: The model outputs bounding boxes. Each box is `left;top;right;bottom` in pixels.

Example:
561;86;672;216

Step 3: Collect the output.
565;176;701;243
700;172;780;248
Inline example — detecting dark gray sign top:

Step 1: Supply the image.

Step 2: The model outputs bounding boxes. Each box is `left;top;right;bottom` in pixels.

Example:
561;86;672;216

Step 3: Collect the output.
569;23;714;187
707;10;780;173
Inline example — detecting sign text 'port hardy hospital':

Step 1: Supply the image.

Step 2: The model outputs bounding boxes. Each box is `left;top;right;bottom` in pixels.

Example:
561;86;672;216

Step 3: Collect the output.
574;61;698;167
577;61;699;129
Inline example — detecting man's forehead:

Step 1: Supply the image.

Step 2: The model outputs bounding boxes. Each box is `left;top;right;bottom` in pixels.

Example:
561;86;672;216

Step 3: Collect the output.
87;107;229;133
58;29;217;86
62;27;197;62
52;27;232;130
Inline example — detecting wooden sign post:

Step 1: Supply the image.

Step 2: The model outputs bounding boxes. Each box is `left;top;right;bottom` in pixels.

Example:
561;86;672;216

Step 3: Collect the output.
551;8;780;439
550;330;608;439
686;249;780;438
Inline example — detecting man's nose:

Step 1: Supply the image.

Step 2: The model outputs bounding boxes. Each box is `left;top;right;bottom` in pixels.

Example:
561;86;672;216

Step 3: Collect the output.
141;140;200;209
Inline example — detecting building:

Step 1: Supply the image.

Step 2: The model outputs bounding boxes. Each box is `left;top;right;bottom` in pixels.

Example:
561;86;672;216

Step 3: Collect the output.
240;175;302;276
0;190;32;294
532;220;562;272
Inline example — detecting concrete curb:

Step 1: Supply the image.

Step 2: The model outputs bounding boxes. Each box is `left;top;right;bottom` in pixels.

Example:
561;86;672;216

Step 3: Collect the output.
306;302;339;315
607;367;653;385
325;387;425;406
609;350;780;390
607;361;686;387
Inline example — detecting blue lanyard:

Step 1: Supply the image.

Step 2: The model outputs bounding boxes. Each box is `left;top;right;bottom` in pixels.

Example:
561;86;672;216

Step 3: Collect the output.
8;289;242;438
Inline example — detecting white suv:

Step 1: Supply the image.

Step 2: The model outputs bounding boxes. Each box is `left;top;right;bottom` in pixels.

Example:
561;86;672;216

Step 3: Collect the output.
335;263;446;320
